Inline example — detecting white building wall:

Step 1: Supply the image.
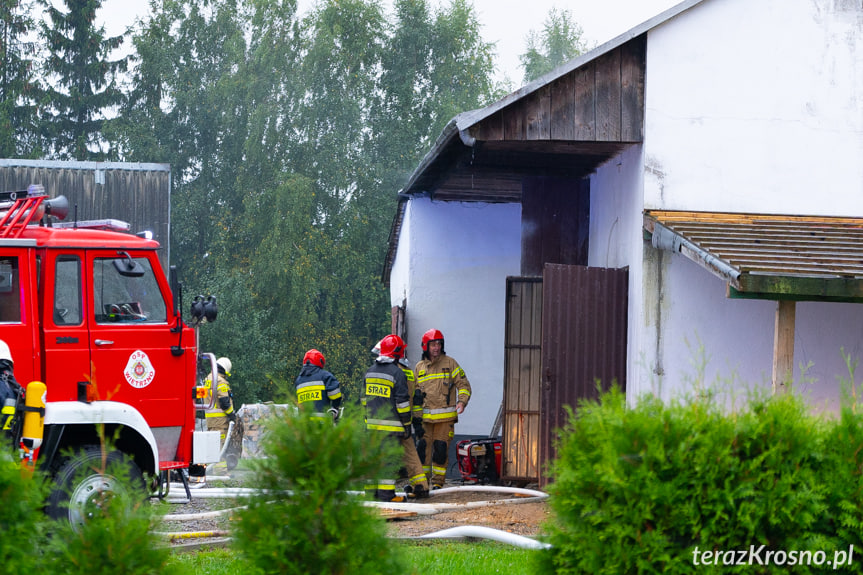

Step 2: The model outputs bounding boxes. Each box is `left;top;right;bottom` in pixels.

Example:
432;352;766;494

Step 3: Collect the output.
588;144;649;401
643;0;863;214
635;0;863;408
389;197;522;434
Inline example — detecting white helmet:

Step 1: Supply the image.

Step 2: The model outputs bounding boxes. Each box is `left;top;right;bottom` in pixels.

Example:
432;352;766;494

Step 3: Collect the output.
216;357;232;375
0;340;11;365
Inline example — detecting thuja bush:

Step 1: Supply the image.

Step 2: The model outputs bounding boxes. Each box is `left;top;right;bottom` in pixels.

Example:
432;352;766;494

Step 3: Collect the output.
0;450;49;571
535;386;859;575
232;406;407;575
44;453;168;575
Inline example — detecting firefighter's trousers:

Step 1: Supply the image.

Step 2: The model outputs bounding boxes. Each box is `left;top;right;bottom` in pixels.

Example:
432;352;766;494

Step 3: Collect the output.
401;435;429;493
419;421;454;488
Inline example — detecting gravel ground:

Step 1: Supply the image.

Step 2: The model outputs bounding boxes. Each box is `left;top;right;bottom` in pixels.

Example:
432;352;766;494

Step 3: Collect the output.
155;465;550;552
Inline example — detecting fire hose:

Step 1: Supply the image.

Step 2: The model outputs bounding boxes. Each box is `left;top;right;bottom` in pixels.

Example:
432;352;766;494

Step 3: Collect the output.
159;484;550;549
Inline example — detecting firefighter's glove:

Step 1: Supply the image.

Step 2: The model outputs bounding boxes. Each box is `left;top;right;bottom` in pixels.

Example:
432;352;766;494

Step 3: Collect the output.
227;412;237;423
328;407;341;424
402;424;412;440
412;418;425;439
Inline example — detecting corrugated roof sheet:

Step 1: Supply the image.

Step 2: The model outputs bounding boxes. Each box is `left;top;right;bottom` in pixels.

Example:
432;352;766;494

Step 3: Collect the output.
643;210;863;301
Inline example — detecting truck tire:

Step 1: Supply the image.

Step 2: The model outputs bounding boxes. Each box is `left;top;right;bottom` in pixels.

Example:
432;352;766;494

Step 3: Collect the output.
46;445;145;528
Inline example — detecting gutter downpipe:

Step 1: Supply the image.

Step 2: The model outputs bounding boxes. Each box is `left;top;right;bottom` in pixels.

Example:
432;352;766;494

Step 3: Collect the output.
651;222;741;285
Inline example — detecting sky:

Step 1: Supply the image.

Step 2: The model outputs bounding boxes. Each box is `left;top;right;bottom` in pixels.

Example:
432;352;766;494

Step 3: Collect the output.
99;0;681;85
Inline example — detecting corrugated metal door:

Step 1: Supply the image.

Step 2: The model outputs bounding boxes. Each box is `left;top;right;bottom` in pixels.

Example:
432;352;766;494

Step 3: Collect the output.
539;263;628;486
502;276;542;482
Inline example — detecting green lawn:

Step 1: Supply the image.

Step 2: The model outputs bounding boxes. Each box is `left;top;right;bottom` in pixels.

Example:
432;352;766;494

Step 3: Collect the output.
166;541;541;575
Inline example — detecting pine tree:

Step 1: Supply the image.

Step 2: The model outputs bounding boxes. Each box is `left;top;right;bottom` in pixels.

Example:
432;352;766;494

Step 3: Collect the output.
0;0;41;157
39;0;127;160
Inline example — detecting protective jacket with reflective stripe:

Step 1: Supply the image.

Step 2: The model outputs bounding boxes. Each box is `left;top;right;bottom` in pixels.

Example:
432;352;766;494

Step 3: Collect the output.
204;373;234;419
363;359;411;436
414;354;471;424
294;364;342;417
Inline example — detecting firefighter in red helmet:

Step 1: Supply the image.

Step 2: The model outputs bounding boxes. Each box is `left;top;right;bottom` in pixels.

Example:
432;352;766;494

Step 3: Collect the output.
371;335;430;499
414;328;471;489
363;334;423;501
294;349;343;422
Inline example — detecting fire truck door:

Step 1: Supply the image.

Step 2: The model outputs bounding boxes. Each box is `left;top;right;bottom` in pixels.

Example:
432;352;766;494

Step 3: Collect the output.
42;251;91;400
86;251;186;429
0;248;39;385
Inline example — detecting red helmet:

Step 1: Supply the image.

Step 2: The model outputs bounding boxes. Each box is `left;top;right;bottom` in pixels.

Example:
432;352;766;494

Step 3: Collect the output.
421;329;444;352
378;334;406;359
303;349;325;368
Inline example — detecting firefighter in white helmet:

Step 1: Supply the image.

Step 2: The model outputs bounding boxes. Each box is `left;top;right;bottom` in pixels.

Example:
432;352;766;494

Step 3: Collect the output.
205;356;237;450
0;339;23;441
414;329;471;489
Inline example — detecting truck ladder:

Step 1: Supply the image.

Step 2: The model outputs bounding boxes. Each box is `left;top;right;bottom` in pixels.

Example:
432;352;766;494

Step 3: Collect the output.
0;190;47;239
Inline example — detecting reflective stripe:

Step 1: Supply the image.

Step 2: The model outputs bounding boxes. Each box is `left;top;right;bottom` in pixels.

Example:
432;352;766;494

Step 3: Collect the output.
417;372;452;384
366;418;405;432
409;473;427;487
327;388;342;400
458;389;470;399
366;374;395;385
423;406;457;421
431;465;446;476
396;401;410;414
296;380;324;390
205;412;227;418
426;407;456;415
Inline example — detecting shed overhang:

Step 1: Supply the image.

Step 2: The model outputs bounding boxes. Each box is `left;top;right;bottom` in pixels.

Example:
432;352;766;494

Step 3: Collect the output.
643;210;863;303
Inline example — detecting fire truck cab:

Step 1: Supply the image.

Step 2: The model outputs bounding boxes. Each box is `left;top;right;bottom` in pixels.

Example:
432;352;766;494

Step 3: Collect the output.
0;185;220;525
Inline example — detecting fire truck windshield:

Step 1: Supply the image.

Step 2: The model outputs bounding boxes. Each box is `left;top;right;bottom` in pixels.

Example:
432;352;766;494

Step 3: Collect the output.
93;257;167;324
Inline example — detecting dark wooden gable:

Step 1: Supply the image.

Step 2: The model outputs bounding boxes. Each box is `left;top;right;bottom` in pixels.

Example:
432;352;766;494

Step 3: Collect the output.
423;34;646;203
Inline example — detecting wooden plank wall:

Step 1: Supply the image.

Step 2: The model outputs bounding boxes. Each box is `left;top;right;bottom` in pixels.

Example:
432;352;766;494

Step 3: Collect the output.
502;276;543;483
521;176;590;276
0;165;171;272
470;35;646;144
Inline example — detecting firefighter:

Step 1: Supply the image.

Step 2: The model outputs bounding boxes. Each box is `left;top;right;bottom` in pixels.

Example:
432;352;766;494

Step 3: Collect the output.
414;328;471;489
363;334;415;502
0;339;23;445
205;356;237;447
371;337;429;499
294;349;343;422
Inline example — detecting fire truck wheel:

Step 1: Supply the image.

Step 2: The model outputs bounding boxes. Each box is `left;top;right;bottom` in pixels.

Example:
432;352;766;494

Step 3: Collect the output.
46;445;145;529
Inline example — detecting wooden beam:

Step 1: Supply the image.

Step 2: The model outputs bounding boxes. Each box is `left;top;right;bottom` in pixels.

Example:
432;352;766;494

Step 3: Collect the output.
772;300;795;395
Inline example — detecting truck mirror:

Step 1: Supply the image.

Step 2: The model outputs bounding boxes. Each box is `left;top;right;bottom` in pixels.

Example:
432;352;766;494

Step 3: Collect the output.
113;252;145;277
203;295;218;323
169;265;181;316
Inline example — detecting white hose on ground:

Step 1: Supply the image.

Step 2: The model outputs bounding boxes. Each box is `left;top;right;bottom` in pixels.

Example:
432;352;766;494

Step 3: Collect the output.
162;506;246;521
413;525;551;550
159;484;551;549
218;421;235;460
204;475;233;481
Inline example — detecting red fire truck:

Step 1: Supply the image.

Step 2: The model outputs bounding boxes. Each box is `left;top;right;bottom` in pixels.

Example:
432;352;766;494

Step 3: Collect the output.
0;185;221;525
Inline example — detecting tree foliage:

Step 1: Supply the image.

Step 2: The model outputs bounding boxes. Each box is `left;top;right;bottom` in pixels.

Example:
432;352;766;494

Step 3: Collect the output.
0;0;41;157
39;0;127;160
112;0;498;406
519;7;589;84
2;0;519;407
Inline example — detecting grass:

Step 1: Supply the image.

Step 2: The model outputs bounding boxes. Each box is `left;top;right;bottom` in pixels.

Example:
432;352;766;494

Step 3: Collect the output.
165;541;541;574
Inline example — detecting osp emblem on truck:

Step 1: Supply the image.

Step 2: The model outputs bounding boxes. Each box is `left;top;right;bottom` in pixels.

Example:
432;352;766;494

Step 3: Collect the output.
124;350;156;388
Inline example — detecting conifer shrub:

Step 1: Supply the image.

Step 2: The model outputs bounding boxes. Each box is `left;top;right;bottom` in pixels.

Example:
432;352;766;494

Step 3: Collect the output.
0;450;49;571
535;385;861;574
232;407;407;575
44;450;168;575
